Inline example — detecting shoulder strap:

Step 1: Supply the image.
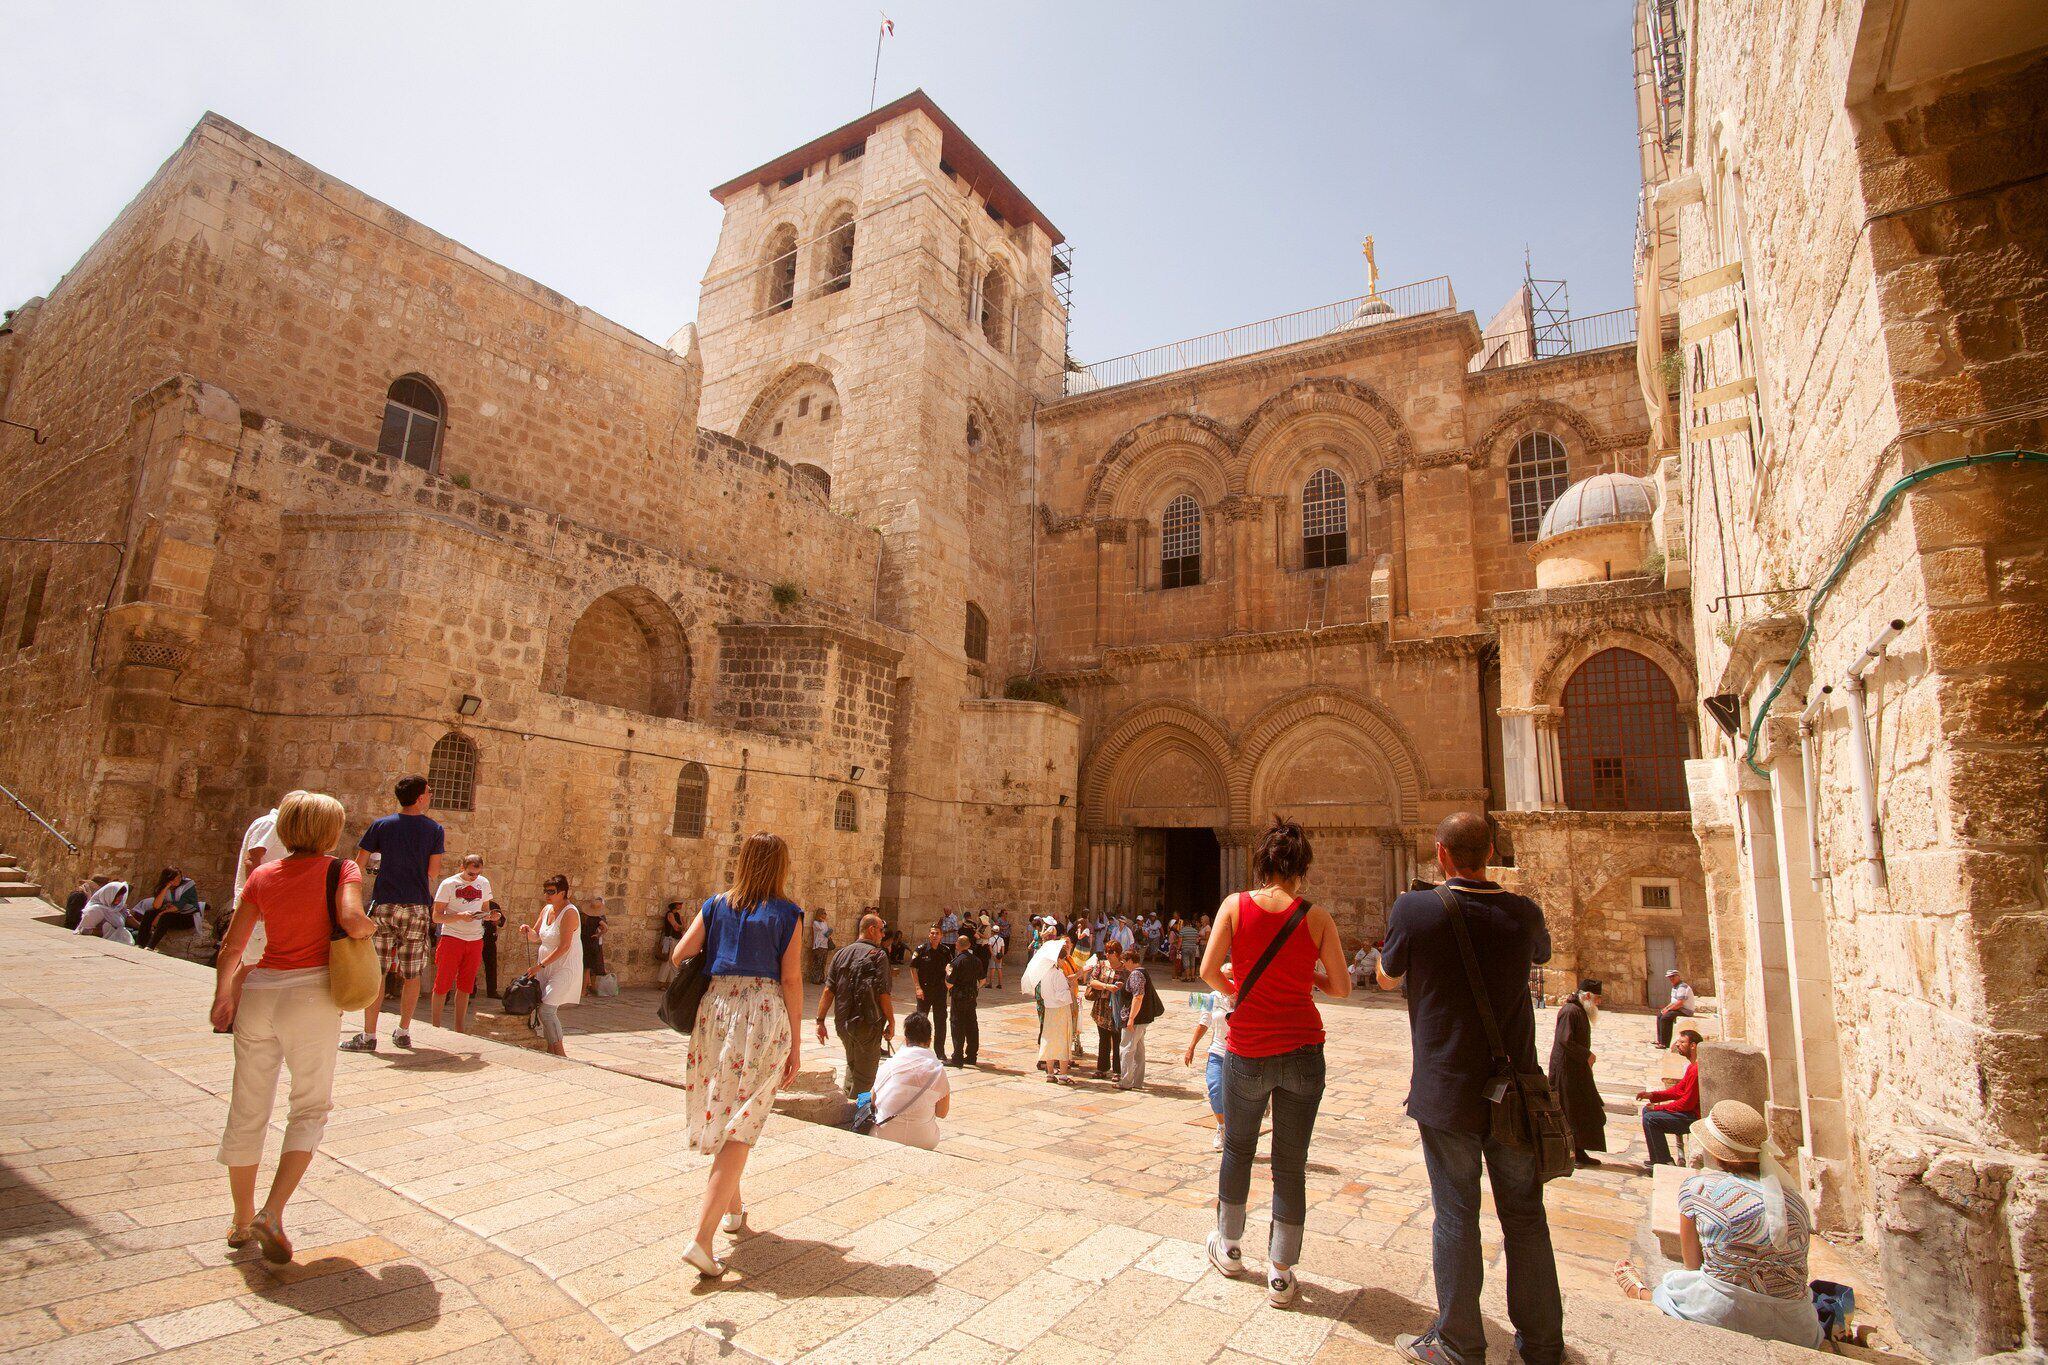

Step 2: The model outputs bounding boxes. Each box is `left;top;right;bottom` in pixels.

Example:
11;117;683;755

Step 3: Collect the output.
325;856;343;941
876;1063;943;1128
1235;895;1312;1007
1436;885;1511;1073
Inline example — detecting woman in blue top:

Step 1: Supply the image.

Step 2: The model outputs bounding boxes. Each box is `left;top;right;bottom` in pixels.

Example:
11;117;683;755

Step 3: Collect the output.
668;832;804;1279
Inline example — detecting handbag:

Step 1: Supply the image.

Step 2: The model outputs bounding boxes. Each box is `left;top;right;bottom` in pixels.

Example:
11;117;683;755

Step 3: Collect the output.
592;972;620;998
1436;887;1576;1182
325;858;381;1011
502;971;543;1018
658;949;709;1034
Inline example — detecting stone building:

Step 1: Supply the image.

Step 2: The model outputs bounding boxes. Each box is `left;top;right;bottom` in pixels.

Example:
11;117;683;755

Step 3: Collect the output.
1631;0;2048;1356
0;94;1711;1010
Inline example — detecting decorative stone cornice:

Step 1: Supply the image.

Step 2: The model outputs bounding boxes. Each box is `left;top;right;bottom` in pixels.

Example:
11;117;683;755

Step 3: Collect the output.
1485;578;1685;624
1494;809;1696;832
1217;493;1270;523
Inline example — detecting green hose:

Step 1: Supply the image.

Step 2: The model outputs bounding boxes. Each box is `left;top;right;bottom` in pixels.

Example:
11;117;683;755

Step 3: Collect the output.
1741;449;2047;776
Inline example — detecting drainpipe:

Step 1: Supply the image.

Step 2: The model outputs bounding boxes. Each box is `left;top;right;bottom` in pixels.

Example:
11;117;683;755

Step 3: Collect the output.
1841;618;1905;890
1798;685;1831;888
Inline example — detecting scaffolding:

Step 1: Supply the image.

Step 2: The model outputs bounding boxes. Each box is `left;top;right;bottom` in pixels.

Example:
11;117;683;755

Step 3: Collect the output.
1644;0;1686;157
1051;241;1075;371
1525;257;1573;361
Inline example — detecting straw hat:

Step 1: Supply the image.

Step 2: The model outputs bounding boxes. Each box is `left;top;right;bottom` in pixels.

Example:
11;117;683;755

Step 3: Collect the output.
1696;1100;1772;1165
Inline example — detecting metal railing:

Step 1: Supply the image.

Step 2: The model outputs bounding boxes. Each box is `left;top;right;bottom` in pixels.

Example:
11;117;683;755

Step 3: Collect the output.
1475;305;1638;371
1064;276;1456;396
0;778;76;854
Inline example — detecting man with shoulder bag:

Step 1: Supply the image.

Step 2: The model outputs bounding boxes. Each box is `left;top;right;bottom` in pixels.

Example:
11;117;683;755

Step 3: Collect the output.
1377;812;1565;1365
817;912;895;1101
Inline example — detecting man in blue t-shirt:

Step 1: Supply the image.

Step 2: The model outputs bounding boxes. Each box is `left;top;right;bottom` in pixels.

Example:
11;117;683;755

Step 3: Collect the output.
341;775;445;1052
1378;812;1562;1365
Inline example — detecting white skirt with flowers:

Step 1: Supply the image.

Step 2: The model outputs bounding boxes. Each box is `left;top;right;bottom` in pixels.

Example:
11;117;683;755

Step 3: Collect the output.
684;975;792;1155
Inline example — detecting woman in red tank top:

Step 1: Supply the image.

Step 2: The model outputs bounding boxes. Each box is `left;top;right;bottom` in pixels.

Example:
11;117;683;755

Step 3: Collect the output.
1197;817;1351;1307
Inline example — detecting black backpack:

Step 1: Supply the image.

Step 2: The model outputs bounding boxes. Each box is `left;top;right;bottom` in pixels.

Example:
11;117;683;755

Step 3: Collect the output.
1133;968;1165;1026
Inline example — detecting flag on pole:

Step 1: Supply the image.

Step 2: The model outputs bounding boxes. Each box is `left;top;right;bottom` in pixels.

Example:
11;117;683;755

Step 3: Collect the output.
882;13;894;36
870;13;894;109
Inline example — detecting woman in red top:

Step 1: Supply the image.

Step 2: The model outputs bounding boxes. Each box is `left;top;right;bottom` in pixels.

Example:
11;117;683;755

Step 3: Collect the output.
1198;816;1350;1307
211;790;375;1265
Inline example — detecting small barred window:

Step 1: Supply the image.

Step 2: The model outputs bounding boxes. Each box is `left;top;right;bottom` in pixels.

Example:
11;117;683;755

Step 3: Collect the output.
672;762;708;838
1301;467;1348;569
1508;432;1570;542
1161;494;1202;589
834;789;859;832
427;731;479;812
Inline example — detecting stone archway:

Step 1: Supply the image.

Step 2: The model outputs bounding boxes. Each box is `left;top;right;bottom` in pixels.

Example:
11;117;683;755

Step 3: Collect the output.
559;586;690;719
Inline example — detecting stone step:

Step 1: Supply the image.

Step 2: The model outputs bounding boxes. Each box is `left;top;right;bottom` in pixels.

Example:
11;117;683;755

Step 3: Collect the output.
0;880;43;898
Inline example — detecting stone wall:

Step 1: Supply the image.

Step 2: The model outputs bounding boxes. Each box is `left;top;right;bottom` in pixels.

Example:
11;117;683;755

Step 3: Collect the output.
1654;1;2048;1352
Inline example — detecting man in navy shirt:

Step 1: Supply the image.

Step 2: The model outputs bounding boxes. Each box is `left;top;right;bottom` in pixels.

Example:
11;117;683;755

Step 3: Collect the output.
342;775;445;1052
1378;812;1562;1365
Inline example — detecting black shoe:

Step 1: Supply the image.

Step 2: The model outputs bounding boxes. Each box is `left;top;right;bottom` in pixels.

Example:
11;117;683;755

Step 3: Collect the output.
1575;1152;1600;1167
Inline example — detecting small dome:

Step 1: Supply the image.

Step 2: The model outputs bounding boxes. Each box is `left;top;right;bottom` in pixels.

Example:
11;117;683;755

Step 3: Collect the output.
1537;473;1655;541
1340;295;1397;329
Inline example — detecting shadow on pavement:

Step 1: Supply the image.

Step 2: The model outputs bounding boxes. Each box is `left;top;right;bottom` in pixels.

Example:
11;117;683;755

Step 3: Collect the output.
238;1254;441;1334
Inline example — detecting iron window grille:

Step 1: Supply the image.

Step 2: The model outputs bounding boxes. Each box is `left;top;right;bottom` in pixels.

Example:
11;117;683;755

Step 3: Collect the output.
834;790;859;832
1507;432;1570;543
427;731;479;812
1560;649;1689;811
1161;494;1202;589
1301;467;1348;569
672;762;709;838
964;602;989;663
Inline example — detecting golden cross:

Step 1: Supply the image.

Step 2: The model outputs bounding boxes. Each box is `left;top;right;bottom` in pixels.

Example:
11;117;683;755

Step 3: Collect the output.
1361;236;1381;298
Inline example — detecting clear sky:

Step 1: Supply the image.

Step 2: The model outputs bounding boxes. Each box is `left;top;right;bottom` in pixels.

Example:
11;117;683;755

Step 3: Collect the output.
3;1;1641;364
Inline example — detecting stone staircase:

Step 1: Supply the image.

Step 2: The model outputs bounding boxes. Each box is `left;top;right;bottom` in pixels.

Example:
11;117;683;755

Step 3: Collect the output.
0;851;43;899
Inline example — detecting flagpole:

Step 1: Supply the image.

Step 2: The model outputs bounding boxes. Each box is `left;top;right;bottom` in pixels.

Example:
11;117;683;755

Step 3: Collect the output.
869;19;885;110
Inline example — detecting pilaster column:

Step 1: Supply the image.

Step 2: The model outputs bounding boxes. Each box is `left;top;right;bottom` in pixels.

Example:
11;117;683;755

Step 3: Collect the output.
1532;708;1566;810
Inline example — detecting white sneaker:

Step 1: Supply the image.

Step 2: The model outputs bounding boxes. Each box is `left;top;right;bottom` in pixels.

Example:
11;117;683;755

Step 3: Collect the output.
1206;1230;1245;1279
1212;1130;1224;1151
720;1211;747;1236
1268;1268;1299;1307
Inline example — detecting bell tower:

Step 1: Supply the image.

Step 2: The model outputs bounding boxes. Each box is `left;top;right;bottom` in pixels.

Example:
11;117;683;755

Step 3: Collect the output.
692;91;1076;923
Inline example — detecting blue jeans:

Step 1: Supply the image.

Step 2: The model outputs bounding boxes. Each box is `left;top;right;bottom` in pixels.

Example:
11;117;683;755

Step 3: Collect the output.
1217;1045;1324;1267
1204;1052;1225;1117
1642;1107;1694;1166
1416;1122;1564;1365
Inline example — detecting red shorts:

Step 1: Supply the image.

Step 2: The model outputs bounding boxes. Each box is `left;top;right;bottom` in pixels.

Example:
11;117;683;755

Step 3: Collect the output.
433;936;484;995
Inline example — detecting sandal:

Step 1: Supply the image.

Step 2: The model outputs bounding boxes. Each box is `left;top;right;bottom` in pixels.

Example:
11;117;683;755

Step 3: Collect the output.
226;1221;256;1249
1614;1260;1651;1299
250;1211;293;1265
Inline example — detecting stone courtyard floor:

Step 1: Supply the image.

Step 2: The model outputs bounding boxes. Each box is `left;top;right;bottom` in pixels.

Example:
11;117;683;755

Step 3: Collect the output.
2;899;1896;1363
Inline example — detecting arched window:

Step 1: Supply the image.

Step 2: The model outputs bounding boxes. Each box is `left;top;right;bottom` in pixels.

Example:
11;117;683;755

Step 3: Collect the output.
378;374;443;471
819;211;854;295
979;267;1010;351
834;789;859;832
964;602;989;663
1560;649;1689;811
672;762;708;838
1301;467;1348;569
1161;493;1202;589
793;463;832;498
427;731;479;812
762;224;798;313
1508;432;1570;542
1050;816;1063;870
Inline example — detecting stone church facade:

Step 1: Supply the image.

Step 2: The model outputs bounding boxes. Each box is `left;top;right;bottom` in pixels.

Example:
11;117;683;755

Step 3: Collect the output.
0;94;1712;1009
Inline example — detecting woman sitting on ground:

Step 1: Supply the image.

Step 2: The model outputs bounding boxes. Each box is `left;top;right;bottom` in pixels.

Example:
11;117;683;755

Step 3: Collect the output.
872;1010;951;1148
138;866;202;950
1615;1099;1825;1349
211;790;376;1265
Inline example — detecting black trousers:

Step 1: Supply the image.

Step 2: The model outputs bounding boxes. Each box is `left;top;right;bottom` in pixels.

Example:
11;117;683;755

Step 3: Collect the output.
1656;1011;1691;1047
482;925;500;998
949;993;979;1063
921;990;949;1060
139;908;196;950
1095;1020;1121;1076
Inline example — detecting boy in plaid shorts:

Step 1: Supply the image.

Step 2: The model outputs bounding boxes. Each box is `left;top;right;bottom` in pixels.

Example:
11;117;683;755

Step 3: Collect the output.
341;775;445;1052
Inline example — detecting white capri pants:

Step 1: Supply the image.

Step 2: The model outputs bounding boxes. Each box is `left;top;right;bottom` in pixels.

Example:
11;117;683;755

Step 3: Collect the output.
217;981;341;1166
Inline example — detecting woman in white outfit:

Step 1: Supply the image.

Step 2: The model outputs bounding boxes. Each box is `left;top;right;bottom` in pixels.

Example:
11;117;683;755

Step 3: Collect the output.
211;790;375;1264
522;874;582;1056
76;877;134;943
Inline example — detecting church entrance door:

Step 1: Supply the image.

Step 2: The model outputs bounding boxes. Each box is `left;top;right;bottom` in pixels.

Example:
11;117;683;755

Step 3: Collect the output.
1160;827;1221;927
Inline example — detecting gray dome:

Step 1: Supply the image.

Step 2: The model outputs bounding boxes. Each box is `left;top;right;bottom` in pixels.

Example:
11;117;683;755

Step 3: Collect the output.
1537;473;1655;541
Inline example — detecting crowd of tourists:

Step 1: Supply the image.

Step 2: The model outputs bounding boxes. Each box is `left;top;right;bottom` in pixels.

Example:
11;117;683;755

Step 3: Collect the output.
172;770;1831;1355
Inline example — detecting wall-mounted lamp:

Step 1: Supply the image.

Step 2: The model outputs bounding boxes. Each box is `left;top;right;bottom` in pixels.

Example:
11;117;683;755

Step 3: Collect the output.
849;765;866;781
457;694;482;717
1057;794;1068;806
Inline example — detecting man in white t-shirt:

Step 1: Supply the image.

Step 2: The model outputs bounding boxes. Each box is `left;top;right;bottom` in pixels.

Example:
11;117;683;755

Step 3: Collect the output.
429;854;493;1033
1655;968;1697;1048
808;910;834;984
231;795;299;966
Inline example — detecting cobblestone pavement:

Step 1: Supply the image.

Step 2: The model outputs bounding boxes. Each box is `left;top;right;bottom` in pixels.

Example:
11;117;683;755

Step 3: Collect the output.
3;904;1878;1363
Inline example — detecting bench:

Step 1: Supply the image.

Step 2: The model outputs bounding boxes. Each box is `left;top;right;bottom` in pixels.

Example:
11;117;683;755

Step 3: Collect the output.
1651;1162;1687;1259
